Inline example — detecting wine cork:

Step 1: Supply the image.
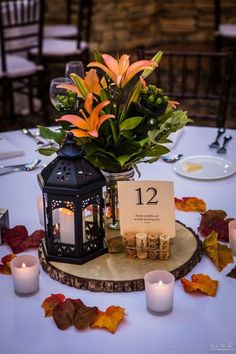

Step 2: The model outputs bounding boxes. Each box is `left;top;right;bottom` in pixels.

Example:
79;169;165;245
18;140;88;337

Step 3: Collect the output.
136;233;148;259
123;232;137;258
148;233;159;260
159;234;171;261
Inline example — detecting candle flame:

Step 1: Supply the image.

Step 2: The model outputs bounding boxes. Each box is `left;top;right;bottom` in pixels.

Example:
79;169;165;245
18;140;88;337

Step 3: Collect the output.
22;263;26;268
158;280;164;285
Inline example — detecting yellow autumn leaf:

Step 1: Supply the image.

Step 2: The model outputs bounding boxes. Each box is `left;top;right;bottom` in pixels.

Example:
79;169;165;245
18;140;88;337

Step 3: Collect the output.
175;197;206;212
181;274;218;297
91;305;125;334
203;231;234;271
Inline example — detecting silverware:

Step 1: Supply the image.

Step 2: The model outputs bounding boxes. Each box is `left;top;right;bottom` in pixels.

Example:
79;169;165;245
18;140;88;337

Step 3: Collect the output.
162;154;183;163
209;127;225;148
21;128;55;147
217;135;232;154
0;159;41;176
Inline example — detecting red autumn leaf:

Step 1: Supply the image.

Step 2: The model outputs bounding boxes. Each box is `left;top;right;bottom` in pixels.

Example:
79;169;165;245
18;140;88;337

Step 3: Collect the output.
198;210;233;242
41;293;66;317
175;197;206;212
3;226;45;253
53;298;98;331
0;253;16;275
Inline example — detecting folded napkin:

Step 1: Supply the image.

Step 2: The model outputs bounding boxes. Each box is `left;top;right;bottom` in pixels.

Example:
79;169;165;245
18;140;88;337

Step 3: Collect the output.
0;136;24;160
165;128;184;150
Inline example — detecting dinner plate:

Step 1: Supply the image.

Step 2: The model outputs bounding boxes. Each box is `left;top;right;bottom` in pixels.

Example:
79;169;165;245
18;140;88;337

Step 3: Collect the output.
173;155;236;180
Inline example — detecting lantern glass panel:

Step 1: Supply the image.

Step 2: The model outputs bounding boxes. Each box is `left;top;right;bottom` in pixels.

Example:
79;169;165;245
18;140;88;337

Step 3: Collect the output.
83;204;100;243
50;199;75;245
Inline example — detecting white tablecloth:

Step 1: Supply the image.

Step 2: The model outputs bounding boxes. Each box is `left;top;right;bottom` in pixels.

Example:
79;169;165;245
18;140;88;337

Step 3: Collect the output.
0;126;236;354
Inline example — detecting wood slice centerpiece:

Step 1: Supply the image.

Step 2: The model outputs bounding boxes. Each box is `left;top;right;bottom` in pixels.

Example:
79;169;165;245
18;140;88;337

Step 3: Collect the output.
39;221;202;292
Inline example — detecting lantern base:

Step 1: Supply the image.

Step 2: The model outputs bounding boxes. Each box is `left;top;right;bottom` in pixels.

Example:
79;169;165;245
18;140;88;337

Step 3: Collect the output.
42;239;108;265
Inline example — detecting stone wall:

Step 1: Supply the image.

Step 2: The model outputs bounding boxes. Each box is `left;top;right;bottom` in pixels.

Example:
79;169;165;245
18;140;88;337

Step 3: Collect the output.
45;0;236;52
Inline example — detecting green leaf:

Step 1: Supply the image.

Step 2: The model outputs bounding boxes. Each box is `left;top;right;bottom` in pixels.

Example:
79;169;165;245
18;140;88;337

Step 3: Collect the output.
37;146;58;156
120;117;144;131
70;74;88;99
144;144;169;157
38;126;66;145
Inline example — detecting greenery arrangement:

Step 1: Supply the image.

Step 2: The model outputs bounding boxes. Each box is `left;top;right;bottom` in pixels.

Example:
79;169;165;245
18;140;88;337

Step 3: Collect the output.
39;50;191;173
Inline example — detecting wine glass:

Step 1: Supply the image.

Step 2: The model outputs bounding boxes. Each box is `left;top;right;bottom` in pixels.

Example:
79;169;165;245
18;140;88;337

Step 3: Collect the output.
49;77;72;110
65;61;85;79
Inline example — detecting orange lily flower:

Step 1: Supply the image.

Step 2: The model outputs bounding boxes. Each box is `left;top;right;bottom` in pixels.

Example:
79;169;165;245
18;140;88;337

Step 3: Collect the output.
57;69;101;98
88;54;157;88
56;93;114;138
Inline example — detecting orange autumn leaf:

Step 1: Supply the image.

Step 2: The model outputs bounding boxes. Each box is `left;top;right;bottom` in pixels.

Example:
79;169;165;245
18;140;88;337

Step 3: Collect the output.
175;197;206;212
91;305;125;334
0;253;16;275
181;274;218;297
41;293;66;317
203;231;234;271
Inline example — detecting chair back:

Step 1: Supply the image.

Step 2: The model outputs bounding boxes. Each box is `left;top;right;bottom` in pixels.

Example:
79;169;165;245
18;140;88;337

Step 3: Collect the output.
0;0;44;71
65;0;93;47
137;47;235;127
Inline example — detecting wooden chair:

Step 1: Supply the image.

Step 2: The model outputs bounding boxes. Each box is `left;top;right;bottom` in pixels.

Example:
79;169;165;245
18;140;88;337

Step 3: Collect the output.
0;0;48;123
214;0;236;51
137;46;235;127
30;0;93;72
44;0;93;41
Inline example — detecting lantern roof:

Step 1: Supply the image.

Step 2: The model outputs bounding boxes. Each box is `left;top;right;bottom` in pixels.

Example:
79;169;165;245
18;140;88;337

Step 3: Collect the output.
38;133;106;194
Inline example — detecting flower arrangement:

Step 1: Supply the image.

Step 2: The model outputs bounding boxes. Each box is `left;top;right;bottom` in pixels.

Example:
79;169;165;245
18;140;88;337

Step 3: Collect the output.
39;50;191;173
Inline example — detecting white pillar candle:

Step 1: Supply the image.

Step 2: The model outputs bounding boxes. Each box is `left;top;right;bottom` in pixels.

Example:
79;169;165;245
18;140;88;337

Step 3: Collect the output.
11;255;39;295
36;195;44;226
229;219;236;254
59;208;75;244
144;270;175;313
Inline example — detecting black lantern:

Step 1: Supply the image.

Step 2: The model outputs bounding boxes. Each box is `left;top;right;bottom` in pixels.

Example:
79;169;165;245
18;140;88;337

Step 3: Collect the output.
38;133;107;264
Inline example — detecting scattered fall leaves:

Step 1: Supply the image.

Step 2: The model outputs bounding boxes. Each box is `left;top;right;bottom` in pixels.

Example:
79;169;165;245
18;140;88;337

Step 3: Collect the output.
181;274;219;297
3;225;45;253
91;306;125;334
203;231;234;271
226;266;236;279
0;253;16;274
41;294;125;334
175;197;206;212
41;293;65;317
198;210;233;242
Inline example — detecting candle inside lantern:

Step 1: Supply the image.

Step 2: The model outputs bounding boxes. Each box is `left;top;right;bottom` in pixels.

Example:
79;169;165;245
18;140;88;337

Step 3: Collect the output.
59;208;75;244
144;270;175;314
11;255;39;295
229;219;236;254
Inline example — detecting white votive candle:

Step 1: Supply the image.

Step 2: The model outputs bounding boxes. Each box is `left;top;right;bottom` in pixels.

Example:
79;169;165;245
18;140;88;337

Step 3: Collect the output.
59;208;75;244
229;220;236;254
144;270;175;314
11;255;39;295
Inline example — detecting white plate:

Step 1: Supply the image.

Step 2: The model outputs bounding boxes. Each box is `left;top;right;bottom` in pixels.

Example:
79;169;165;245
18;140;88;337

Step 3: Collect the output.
173;155;236;180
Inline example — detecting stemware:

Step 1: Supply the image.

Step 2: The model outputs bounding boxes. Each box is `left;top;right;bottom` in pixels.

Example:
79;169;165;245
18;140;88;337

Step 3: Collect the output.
65;61;85;79
49;77;72;110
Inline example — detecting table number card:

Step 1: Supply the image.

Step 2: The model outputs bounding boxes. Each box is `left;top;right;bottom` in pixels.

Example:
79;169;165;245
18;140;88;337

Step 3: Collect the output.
117;180;175;238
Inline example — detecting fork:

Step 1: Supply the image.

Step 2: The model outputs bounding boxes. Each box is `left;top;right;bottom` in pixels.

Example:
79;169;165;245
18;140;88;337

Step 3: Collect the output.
217;135;232;154
209;127;225;148
0;159;41;176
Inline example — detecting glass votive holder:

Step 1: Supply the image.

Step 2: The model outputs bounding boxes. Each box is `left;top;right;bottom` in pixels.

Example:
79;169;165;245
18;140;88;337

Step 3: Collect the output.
144;270;175;315
11;255;39;296
229;219;236;254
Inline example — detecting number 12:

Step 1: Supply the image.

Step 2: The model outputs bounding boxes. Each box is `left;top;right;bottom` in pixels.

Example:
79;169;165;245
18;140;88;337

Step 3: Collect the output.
135;187;158;205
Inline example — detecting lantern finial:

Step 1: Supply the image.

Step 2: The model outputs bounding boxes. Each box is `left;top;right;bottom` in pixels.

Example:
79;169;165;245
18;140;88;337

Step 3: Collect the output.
57;132;83;159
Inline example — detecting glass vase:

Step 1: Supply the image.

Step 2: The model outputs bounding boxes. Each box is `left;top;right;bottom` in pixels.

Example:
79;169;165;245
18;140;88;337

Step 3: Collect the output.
102;169;135;233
